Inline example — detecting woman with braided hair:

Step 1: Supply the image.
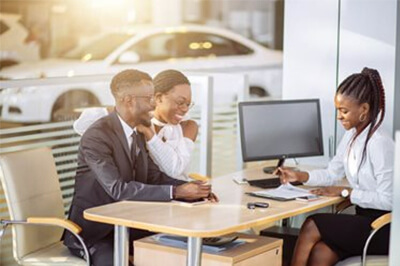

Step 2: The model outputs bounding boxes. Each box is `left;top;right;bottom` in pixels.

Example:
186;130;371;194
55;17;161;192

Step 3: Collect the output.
74;69;198;181
275;67;394;265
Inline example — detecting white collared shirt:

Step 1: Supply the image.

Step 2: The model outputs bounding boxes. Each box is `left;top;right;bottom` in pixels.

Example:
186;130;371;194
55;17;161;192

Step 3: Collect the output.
73;107;194;181
305;126;394;211
117;114;174;198
117;114;136;151
147;117;194;181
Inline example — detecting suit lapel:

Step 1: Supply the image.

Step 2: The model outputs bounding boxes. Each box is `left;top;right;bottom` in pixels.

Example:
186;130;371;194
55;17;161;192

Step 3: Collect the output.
109;112;132;166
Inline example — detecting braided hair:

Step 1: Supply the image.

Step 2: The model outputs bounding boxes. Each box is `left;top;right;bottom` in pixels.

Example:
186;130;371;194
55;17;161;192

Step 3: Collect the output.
153;69;190;94
336;67;385;168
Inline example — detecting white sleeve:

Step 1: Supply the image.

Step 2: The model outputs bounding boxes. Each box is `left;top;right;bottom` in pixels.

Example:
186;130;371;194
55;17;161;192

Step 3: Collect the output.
304;133;349;186
147;134;194;179
350;137;394;211
73;107;108;135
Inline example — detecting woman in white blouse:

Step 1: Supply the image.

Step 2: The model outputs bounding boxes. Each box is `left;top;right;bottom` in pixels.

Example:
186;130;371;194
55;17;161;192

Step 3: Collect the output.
277;67;394;266
73;69;197;181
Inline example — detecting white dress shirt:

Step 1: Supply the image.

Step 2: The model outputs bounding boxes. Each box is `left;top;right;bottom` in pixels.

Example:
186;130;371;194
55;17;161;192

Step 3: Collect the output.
117;114;136;151
305;125;394;211
148;118;194;181
73;107;194;181
116;113;173;198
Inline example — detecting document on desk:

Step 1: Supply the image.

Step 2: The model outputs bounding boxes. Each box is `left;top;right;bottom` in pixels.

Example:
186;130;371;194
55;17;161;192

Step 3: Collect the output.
250;183;314;201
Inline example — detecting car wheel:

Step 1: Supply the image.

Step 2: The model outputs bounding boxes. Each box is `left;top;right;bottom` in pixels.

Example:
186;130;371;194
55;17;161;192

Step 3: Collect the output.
0;59;19;70
51;90;100;122
250;86;269;97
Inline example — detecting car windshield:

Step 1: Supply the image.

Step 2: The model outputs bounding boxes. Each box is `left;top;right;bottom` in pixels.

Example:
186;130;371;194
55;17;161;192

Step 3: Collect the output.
62;33;131;61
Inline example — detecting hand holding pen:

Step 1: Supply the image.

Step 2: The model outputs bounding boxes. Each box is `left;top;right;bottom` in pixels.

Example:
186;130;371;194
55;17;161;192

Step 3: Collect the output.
273;167;309;184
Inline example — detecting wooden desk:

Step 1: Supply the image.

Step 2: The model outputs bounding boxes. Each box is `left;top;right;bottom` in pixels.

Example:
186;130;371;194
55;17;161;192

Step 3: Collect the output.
84;165;343;266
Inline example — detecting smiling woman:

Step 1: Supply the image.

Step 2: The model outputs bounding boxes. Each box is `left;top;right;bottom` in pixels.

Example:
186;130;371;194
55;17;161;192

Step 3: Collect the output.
277;67;394;266
73;69;198;181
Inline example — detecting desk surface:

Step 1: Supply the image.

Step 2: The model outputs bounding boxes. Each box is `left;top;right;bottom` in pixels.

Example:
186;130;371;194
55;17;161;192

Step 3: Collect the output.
84;165;343;237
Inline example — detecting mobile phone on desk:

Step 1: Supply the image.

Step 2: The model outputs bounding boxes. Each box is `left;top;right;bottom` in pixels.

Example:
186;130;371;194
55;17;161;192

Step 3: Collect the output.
233;176;248;185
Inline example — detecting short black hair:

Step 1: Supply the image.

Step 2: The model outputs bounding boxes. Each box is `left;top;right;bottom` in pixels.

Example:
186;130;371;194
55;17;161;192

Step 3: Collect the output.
110;69;152;98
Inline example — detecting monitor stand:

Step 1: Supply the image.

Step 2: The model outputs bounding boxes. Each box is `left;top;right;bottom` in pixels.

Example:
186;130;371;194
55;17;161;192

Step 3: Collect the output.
263;158;285;174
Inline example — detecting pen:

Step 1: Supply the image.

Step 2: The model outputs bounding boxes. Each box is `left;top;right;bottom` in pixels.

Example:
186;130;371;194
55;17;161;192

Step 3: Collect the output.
188;173;211;183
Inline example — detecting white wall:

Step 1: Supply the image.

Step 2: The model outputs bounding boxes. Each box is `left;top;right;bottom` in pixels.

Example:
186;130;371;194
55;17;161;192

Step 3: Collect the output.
282;0;339;166
283;0;398;164
336;0;397;141
390;132;400;266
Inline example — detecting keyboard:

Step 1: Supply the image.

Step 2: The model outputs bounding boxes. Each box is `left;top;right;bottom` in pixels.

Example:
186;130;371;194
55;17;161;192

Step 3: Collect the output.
247;177;302;189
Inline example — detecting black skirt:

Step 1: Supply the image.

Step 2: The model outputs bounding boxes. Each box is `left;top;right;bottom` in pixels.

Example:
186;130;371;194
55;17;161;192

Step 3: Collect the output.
310;206;390;260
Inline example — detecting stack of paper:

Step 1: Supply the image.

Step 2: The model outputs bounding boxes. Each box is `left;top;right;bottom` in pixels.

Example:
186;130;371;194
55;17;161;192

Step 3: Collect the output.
250;183;314;201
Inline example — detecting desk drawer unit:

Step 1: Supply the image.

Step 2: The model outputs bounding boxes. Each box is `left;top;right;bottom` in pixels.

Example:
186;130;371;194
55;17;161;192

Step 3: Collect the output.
134;233;282;266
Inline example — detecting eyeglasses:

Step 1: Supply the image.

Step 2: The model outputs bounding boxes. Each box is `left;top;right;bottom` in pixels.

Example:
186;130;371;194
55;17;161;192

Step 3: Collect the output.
172;99;195;110
130;94;155;105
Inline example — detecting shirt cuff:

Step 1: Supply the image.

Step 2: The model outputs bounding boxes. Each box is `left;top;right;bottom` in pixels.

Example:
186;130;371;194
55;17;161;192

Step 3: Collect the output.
147;134;158;145
350;188;361;204
303;170;316;186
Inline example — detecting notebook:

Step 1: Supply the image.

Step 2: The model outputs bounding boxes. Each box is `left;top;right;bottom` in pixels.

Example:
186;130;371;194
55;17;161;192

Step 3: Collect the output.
246;183;315;201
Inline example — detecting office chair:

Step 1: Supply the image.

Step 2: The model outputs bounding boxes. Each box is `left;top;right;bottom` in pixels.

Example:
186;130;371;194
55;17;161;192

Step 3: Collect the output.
0;147;90;265
335;199;390;266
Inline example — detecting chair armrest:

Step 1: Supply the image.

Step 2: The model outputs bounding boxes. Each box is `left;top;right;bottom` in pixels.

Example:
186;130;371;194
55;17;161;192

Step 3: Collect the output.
335;198;352;214
362;212;391;266
188;173;211;182
371;213;391;230
27;217;82;234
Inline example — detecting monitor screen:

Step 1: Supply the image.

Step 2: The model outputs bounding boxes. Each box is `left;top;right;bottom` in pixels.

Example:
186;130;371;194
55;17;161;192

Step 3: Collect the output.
239;99;323;162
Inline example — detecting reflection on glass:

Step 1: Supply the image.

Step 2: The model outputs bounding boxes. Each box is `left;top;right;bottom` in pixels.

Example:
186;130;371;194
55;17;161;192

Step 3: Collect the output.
62;33;131;61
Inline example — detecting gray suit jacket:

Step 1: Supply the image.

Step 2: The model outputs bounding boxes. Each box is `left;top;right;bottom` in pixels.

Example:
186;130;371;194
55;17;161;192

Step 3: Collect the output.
63;111;185;248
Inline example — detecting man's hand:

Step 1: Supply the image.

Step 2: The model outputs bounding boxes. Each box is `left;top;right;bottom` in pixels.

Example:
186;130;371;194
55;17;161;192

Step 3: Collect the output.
174;181;211;200
310;186;351;197
136;124;155;141
274;167;309;184
207;192;219;203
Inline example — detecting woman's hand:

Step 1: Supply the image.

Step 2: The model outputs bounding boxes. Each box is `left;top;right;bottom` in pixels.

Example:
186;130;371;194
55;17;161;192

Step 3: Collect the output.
274;167;309;184
310;186;352;197
136;124;155;141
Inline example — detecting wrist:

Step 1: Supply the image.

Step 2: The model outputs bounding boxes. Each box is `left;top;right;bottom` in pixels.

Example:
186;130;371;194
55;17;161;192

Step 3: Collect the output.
299;172;309;183
144;131;155;141
172;185;177;199
341;187;352;198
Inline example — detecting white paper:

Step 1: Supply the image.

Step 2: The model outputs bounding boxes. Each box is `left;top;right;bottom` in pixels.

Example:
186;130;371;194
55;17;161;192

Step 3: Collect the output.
253;183;313;199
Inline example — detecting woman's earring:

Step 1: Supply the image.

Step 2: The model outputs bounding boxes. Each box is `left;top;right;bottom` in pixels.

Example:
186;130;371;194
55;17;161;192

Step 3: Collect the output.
359;113;367;122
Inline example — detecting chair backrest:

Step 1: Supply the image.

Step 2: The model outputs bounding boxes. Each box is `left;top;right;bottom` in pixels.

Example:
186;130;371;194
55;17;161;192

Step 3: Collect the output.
0;147;66;262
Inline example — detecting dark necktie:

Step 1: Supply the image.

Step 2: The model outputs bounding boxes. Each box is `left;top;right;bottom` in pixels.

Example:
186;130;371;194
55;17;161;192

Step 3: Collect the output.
131;132;137;166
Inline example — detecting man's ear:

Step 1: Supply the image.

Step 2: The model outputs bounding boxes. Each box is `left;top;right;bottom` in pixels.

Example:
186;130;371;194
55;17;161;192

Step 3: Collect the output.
123;94;134;108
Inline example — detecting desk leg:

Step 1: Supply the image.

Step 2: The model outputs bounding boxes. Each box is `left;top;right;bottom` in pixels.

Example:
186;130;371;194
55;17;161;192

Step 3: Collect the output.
187;237;202;266
114;225;129;266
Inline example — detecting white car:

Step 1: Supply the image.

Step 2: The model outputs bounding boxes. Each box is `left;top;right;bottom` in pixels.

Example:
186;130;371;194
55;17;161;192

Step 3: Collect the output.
0;24;282;122
0;13;40;69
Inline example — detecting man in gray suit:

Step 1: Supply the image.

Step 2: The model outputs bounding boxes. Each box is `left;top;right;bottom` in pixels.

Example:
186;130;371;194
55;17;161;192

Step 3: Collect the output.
63;69;212;265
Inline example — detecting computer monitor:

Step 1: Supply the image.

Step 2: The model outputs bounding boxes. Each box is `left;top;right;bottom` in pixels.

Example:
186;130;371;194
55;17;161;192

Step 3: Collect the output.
238;99;324;173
